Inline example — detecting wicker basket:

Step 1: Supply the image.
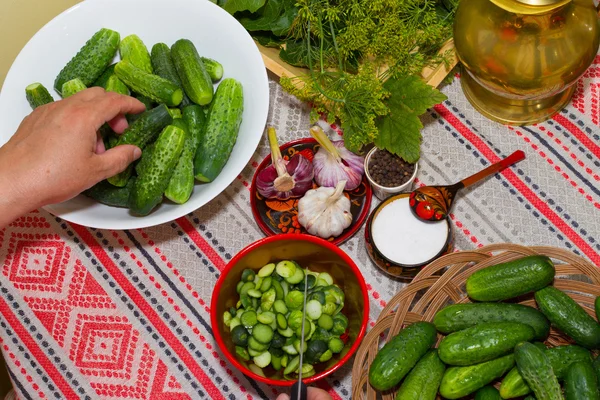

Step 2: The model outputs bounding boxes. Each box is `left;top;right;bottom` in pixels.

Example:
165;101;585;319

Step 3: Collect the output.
351;244;600;400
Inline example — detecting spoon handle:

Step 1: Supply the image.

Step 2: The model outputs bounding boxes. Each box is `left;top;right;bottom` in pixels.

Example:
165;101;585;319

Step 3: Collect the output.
460;150;525;188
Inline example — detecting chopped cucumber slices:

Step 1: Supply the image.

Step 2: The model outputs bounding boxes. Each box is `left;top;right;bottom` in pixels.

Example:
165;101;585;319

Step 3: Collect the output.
223;260;350;377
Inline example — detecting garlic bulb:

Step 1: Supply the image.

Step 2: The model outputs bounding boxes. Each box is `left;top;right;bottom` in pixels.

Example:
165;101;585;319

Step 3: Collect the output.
297;180;353;239
256;127;314;200
310;125;364;190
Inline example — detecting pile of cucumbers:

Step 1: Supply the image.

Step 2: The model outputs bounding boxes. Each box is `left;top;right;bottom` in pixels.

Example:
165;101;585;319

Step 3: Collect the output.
223;261;350;379
25;28;244;216
368;255;600;400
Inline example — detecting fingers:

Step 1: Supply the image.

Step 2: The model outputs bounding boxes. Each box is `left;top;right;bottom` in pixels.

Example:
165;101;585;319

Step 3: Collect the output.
274;388;332;400
93;92;146;125
94;144;142;181
95;132;106;154
307;387;333;400
108;114;130;134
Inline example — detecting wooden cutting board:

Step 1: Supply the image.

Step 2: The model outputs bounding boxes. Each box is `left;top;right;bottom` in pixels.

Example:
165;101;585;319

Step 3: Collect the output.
256;38;458;89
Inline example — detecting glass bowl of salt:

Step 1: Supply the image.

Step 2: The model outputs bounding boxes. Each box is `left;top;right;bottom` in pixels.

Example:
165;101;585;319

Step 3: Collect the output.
364;193;453;280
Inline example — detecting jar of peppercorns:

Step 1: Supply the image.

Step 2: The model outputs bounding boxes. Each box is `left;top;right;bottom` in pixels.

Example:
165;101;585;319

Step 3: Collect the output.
364;147;419;201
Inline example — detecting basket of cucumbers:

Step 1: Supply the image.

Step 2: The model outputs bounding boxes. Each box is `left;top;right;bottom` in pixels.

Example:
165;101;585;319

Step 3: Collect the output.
211;234;369;385
352;244;600;399
0;0;269;229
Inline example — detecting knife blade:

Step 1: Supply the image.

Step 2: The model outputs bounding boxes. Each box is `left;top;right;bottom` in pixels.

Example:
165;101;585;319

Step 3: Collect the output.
291;268;309;400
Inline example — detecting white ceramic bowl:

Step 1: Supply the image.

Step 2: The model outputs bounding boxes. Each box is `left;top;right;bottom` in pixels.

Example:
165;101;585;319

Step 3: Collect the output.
0;0;269;229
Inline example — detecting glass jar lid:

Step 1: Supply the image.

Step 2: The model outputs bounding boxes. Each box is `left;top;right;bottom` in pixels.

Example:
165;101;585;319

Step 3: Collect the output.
490;0;571;14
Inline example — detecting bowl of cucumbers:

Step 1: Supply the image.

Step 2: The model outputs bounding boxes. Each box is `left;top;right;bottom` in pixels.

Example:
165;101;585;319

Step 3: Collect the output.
211;234;370;385
0;0;269;229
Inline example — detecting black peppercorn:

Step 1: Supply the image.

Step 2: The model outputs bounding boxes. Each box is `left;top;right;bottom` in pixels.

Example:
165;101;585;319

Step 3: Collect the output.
368;150;415;188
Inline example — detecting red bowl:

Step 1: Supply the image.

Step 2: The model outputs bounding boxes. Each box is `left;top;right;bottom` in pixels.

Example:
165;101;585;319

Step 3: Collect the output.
211;234;369;386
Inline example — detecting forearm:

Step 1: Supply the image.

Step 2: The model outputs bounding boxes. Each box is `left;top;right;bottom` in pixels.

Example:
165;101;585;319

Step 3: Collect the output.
0;150;40;228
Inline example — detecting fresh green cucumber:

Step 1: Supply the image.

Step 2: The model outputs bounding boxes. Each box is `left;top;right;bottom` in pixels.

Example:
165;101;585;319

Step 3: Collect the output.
119;34;153;74
438;322;535;366
150;43;191;106
135;94;154;111
194;78;243;182
475;386;502;400
546;345;592;379
25;83;54;109
434;303;550;340
92;63;116;88
200;57;224;82
368;321;437;391
54;28;120;93
500;344;592;398
514;342;562;400
84;178;135;208
171;39;213;105
536;286;600;349
164;106;206;204
395;349;445;400
165;119;194;204
105;75;130;95
129;125;186;216
565;361;599;400
440;354;515;399
135;143;155;177
594;356;600;387
114;60;183;106
182;105;207;146
168;108;182;119
466;255;555;301
61;78;87;98
107;104;172;187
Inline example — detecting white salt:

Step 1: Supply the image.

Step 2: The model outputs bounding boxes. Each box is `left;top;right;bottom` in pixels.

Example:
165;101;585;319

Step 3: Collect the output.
372;197;449;265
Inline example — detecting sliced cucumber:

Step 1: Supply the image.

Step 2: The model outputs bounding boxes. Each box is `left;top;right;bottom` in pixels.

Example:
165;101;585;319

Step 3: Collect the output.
284;355;300;375
286;267;305;285
240;310;257;328
252;323;274;344
277;313;288;330
306;300;323;320
257;311;275;325
274;299;288;314
259;263;276;277
318;314;334;331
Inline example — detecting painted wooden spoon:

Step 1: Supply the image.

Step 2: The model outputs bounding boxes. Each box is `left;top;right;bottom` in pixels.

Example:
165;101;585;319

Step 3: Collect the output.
409;150;526;222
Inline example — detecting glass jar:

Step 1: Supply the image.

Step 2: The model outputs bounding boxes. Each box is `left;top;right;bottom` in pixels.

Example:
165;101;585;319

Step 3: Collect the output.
454;0;599;125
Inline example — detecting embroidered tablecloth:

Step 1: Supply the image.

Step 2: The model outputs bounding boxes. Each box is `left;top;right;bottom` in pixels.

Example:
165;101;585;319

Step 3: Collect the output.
0;55;598;399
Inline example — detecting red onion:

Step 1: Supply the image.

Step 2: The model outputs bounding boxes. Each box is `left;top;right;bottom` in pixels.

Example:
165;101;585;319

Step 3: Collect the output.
310;126;364;190
256;127;314;200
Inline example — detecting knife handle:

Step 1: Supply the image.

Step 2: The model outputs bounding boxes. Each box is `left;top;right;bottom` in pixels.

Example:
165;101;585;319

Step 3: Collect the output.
290;380;308;400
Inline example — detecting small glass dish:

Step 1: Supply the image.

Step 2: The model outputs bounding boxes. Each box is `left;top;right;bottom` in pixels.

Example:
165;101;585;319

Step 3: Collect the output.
364;193;453;281
364;147;419;201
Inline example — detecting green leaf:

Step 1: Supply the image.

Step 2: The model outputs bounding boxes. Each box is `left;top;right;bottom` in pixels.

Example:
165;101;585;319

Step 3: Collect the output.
222;0;266;15
374;102;423;163
240;0;298;36
253;33;284;48
383;75;447;115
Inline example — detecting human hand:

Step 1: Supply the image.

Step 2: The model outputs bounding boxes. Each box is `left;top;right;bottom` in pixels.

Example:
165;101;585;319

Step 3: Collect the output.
275;387;333;400
0;87;145;224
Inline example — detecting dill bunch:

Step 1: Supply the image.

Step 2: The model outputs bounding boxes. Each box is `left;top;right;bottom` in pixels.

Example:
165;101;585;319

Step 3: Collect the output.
282;0;453;160
225;0;455;161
